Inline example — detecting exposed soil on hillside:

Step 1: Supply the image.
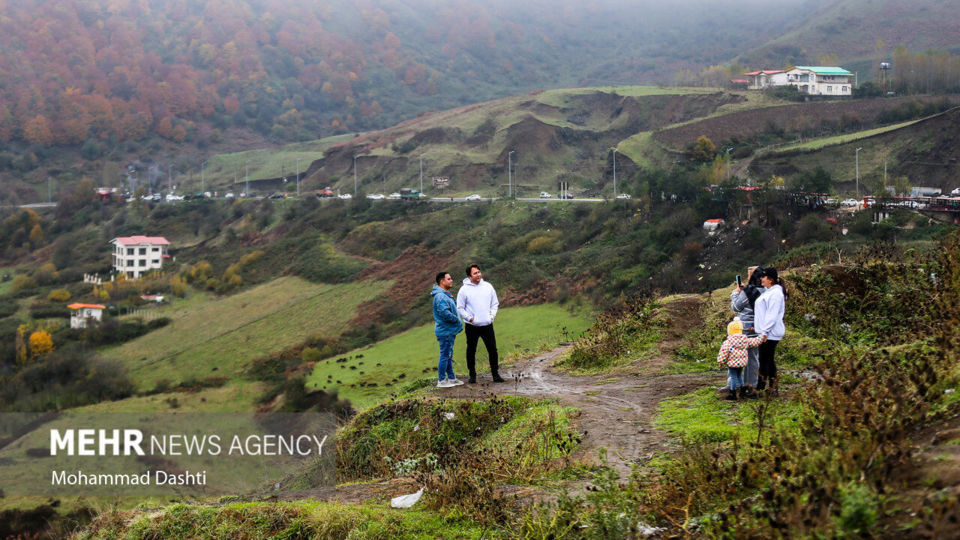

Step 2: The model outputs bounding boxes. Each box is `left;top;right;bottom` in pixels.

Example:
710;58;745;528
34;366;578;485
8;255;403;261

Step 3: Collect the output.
655;95;959;150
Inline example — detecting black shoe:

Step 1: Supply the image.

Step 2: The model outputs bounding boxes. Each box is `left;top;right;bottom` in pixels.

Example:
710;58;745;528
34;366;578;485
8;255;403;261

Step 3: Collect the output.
491;374;505;383
468;376;477;384
740;388;758;399
724;390;738;401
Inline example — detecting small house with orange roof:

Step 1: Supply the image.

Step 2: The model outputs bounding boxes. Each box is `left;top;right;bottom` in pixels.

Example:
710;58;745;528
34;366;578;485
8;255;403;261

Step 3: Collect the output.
110;236;170;278
68;303;106;329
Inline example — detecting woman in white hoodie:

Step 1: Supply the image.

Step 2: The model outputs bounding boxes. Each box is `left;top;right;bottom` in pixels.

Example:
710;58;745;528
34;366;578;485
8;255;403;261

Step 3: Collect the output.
754;267;787;393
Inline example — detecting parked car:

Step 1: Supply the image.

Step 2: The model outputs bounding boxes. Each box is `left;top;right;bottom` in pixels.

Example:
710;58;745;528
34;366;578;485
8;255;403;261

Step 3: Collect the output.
841;198;859;207
465;194;482;201
399;188;422;200
224;192;235;199
338;193;352;200
952;187;960;195
388;192;402;200
366;193;385;200
615;193;631;199
539;191;552;198
269;193;285;199
824;197;838;205
561;193;575;199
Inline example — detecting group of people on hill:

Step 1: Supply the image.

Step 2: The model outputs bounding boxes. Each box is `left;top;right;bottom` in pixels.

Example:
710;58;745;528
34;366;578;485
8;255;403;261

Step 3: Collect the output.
717;266;788;400
427;262;787;397
430;264;504;387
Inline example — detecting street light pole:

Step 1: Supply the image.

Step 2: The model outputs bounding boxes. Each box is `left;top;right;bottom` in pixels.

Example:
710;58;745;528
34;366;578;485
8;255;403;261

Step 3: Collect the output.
855;147;863;199
245;161;250;196
296;158;301;197
611;148;618;199
419;154;425;194
508;152;512;198
353;156;358;197
201;160;207;195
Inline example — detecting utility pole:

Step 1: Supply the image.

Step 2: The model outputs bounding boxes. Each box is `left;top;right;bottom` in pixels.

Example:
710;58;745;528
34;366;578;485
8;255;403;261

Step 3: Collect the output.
611;148;618;198
245;161;250;196
419;154;425;193
296;158;301;197
201;160;207;195
855;147;863;199
507;154;512;198
353;156;358;197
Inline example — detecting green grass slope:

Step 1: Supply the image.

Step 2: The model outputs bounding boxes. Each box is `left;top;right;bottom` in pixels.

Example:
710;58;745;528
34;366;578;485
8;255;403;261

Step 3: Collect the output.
102;276;391;391
307;303;592;410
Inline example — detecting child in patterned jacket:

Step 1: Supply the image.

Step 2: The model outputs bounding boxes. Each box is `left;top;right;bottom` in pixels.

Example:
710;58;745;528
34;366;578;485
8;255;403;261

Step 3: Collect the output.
717;318;764;401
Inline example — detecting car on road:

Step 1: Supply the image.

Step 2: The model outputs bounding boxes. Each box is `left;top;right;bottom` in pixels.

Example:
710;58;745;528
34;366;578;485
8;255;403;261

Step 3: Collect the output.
388;192;401;200
560;193;574;199
841;198;859;207
465;194;482;201
224;192;235;199
269;193;285;199
366;193;385;200
615;193;631;199
824;197;838;205
539;191;552;198
338;193;352;200
165;194;184;202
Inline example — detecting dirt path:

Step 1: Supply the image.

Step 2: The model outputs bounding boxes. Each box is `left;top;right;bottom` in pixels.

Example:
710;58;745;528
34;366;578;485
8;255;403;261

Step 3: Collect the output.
442;295;711;476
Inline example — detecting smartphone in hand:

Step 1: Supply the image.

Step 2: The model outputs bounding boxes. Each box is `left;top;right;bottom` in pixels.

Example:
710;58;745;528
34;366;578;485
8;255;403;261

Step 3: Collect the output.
736;274;742;287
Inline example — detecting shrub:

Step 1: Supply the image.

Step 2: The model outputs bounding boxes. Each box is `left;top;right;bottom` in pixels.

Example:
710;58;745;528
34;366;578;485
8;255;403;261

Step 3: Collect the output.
10;274;37;292
47;289;71;302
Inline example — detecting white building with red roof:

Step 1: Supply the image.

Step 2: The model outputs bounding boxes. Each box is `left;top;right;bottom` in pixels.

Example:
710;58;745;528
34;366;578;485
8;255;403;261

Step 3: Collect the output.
68;303;106;329
110;236;170;278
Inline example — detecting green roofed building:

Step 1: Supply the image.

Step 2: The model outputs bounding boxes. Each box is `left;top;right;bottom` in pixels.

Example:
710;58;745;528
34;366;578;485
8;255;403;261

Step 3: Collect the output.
743;66;854;97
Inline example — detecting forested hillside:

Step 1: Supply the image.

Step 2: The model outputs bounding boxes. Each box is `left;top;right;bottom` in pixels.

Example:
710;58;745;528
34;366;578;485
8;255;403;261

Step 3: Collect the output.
0;0;809;151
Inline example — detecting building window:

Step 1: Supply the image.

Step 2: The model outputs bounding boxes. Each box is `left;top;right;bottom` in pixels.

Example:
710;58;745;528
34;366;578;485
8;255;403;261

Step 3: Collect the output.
139;247;147;255
827;86;832;92
126;260;134;266
843;86;848;92
127;248;134;255
139;260;146;266
152;260;160;266
152;247;160;252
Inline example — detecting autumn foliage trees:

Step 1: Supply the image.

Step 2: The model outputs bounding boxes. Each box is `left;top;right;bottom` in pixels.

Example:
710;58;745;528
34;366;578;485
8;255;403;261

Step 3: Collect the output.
0;0;404;148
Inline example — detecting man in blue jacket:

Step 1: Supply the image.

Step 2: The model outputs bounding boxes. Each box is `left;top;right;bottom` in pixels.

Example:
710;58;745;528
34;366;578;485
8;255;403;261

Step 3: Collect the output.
432;271;464;388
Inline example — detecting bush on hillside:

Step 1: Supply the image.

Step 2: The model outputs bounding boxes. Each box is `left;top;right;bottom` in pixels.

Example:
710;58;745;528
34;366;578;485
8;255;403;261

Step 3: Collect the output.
0;348;134;411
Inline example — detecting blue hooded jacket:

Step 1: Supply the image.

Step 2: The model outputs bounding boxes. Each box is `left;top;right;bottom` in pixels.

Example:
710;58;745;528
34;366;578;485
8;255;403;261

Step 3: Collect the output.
431;284;463;337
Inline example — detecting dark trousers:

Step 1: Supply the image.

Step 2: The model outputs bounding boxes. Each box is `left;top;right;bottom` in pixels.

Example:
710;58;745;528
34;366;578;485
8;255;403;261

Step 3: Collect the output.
465;323;499;377
757;339;779;390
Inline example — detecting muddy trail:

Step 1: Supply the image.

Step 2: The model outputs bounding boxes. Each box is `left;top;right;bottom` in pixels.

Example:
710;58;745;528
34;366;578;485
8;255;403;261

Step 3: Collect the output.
442;295;711;476
275;295;714;506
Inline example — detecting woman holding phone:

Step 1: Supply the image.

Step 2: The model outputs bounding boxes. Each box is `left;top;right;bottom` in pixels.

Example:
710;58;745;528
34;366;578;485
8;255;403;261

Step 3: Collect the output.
754;267;787;394
730;266;763;398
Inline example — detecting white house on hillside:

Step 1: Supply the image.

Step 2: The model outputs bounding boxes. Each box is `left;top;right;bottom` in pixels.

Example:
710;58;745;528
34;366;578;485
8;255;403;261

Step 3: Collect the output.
111;235;170;278
68;303;105;329
745;66;854;96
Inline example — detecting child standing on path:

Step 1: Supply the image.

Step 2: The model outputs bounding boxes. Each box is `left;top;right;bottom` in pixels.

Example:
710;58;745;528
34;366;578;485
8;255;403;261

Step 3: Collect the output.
717;319;763;400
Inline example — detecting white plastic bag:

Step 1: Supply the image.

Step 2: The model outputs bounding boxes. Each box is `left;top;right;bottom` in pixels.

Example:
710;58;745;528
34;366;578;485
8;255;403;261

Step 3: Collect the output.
390;487;425;509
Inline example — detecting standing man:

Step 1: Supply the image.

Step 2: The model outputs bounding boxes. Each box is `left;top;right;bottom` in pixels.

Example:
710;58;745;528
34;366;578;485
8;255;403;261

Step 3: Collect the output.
457;264;504;383
432;272;463;388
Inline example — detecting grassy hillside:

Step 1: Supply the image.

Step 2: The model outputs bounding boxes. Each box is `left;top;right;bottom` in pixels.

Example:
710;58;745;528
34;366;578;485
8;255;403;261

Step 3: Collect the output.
749;106;960;192
307;303;592;409
101;276;391;391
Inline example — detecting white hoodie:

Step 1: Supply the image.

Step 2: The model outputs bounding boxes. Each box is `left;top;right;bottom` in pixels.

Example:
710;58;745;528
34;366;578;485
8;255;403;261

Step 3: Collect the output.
754;284;785;341
456;278;499;326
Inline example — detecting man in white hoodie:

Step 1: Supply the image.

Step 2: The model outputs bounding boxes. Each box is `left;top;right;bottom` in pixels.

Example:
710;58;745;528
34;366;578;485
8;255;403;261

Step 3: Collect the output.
456;264;504;383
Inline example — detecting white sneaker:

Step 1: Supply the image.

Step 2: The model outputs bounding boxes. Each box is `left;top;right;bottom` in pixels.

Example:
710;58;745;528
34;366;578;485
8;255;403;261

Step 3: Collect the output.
437;379;454;388
449;378;464;386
